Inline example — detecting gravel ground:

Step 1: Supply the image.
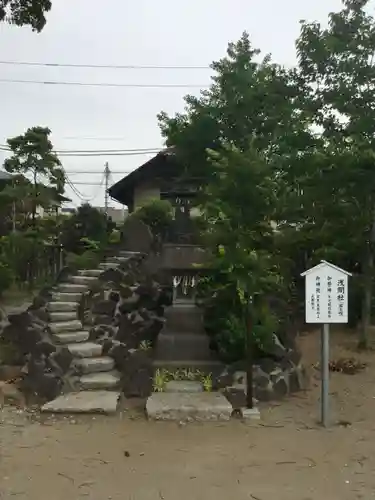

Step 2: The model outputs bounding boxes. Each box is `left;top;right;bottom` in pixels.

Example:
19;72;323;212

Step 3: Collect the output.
1;329;375;500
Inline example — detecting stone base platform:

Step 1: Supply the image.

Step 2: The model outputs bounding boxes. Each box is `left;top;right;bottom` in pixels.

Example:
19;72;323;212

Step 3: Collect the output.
146;392;232;421
41;391;120;414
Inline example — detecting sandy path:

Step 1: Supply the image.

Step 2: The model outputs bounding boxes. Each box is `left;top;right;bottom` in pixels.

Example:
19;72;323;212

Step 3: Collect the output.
1;329;375;500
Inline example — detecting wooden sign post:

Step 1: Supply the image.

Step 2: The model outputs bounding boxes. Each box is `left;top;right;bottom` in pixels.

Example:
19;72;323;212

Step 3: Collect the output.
301;260;351;427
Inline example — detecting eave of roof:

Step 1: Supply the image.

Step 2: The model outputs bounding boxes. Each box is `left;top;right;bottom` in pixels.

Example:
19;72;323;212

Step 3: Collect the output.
108;147;179;206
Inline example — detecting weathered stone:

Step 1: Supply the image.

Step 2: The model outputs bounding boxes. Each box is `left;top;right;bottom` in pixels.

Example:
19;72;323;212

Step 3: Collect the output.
41;391;120;414
32;371;63;401
241;407;261;420
99;268;126;285
93;314;113;326
120;348;153;398
34;340;56;357
50;319;83;334
273;376;289;399
165;380;203;393
118;295;140;313
146;392;232;421
50;347;73;374
106;341;129;369
78;371;121;390
68;342;103;358
222;387;247;409
109;291;120;302
54;330;90;344
75;356;115;374
89;324;117;342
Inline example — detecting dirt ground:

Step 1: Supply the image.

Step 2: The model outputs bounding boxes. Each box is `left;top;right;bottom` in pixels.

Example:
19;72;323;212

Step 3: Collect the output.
2;329;375;500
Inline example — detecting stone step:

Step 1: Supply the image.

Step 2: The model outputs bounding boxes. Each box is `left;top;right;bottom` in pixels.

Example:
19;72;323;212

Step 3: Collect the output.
75;356;115;374
155;333;213;361
119;250;142;258
165;380;203;393
78;269;103;277
48;301;78;312
50;319;83;334
41;391;120;414
146;392;232;421
99;263;120;270
154;360;223;377
163;304;205;335
78;371;121;390
49;311;78;322
54;330;90;344
67;342;103;358
52;292;83;302
70;275;98;286
58;283;88;294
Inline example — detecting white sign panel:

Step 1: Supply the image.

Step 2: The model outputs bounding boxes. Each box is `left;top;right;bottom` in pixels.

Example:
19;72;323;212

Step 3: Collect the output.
301;261;351;324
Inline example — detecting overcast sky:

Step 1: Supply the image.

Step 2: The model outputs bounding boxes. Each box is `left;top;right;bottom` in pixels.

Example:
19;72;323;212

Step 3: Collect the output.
0;0;345;208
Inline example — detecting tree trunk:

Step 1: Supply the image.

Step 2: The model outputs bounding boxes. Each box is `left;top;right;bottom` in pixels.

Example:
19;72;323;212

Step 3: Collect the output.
359;240;373;349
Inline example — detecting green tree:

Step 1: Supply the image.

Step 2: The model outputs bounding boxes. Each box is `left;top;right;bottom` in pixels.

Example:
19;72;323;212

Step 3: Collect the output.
199;144;282;405
60;203;114;254
296;0;375;347
0;0;51;31
158;32;314;184
3;126;65;226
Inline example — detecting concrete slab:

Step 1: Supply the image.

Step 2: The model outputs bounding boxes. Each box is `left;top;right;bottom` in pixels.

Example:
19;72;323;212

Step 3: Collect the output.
146;392;232;421
165;381;203;393
41;391;120;414
241;407;261;420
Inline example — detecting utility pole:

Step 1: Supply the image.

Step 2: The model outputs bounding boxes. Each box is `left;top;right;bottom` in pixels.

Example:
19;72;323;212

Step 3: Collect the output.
104;162;110;215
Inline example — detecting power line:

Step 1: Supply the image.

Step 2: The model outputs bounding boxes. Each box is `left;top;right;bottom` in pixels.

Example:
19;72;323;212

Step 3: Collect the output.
0;145;161;153
0;60;210;70
0;147;162;157
0;78;209;89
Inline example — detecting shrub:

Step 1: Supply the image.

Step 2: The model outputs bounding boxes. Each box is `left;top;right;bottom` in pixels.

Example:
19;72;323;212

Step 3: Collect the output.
0;261;13;296
66;250;100;270
131;199;173;240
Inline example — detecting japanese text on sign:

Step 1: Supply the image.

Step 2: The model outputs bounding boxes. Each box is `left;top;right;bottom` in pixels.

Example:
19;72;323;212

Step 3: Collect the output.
302;263;349;324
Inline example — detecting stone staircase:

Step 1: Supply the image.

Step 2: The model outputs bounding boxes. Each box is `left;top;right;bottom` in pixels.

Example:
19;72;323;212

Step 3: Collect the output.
41;253;138;414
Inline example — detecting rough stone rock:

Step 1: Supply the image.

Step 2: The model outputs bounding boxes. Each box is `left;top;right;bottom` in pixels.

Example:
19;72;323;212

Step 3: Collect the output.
50;347;74;375
272;376;289;399
118;295;140;313
222;387;247;409
106;341;129;370
99;268;126;285
260;333;287;360
109;291;120;302
119;348;153;398
89;324;117;343
93;314;113;326
34;340;56;357
92;300;116;317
